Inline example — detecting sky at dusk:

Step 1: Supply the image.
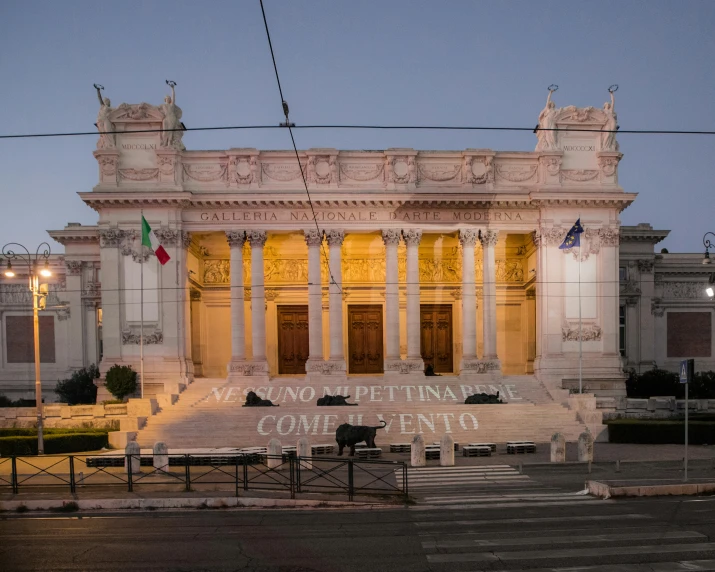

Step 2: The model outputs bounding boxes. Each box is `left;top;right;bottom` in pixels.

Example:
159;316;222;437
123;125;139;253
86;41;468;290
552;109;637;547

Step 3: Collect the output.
1;0;714;254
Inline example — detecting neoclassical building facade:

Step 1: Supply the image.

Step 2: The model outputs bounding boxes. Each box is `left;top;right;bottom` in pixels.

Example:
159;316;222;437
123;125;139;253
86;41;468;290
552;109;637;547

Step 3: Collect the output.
0;93;713;401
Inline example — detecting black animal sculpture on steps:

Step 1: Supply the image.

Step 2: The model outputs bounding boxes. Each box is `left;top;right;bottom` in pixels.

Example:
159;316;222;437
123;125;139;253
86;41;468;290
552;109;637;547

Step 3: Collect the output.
335;420;387;456
464;391;503;404
243;391;279;407
316;395;357;406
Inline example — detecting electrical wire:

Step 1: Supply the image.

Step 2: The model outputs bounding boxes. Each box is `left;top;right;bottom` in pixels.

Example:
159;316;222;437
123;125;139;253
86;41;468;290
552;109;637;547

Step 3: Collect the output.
2;123;715;141
258;0;342;293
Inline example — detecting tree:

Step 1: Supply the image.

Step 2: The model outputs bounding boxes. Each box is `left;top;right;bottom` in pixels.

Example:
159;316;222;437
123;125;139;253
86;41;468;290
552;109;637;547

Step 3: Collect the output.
55;365;100;405
104;365;138;401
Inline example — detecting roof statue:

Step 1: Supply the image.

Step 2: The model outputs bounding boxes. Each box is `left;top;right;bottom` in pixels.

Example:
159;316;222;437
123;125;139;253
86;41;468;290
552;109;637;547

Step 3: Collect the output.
94;84;115;149
159;80;184;150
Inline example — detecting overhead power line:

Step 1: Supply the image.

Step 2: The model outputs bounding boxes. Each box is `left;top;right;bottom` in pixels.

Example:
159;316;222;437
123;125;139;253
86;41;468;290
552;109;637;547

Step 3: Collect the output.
2;124;715;141
258;0;342;293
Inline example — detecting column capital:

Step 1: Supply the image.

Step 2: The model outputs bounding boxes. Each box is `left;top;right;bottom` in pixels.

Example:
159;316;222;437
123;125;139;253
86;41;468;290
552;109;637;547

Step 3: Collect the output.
225;230;247;248
246;230;267;247
325;229;345;247
304;229;323;247
402;228;423;246
479;229;499;248
459;228;478;247
181;231;193;249
381;229;401;246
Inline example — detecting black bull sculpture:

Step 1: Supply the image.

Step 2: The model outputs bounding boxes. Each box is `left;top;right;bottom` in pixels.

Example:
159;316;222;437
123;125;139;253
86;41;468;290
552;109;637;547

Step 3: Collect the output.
316;394;357;406
335;420;387;456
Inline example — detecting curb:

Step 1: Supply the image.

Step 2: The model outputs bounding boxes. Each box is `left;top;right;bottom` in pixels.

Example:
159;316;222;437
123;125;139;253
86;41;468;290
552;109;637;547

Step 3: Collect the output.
0;496;397;512
586;480;715;499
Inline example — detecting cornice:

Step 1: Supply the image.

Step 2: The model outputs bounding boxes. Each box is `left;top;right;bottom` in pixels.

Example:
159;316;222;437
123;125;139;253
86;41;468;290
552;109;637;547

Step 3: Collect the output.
48;226;100;245
79;192;634;211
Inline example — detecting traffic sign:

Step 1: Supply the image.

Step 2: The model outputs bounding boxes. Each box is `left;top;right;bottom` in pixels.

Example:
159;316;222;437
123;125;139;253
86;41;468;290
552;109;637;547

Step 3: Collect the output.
680;359;694;384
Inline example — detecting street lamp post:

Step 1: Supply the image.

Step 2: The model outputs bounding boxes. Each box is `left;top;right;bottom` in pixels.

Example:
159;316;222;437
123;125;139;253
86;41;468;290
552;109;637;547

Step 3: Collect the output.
2;242;52;454
703;233;714;299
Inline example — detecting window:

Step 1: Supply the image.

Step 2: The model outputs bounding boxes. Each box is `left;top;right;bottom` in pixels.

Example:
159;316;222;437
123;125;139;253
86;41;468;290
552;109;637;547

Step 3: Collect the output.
619;266;628;281
5;316;56;363
619;305;626;357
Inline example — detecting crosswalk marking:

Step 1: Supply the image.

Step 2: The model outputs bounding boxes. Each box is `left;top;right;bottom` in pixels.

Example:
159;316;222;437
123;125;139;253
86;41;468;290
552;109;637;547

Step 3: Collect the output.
422;530;707;550
427;542;715;564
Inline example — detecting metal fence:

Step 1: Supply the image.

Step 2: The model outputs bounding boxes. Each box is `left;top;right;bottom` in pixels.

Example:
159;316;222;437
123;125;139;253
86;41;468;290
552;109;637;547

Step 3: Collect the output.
0;453;408;502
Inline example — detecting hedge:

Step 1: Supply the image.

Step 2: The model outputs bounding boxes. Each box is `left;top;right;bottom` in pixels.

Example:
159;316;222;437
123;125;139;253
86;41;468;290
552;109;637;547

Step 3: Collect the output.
0;428;109;437
0;433;109;456
607;419;715;444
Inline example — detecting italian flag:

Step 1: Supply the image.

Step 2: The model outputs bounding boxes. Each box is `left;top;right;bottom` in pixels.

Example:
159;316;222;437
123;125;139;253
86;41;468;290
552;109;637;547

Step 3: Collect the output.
141;216;171;265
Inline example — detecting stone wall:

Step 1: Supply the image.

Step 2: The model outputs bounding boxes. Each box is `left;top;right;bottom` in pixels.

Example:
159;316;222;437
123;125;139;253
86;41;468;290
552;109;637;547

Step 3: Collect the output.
0;402;128;428
600;396;715;419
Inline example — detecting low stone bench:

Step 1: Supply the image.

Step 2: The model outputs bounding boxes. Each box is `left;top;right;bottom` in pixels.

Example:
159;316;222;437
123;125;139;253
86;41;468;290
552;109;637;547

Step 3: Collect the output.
433;441;459;451
311;444;334;455
506;441;536;454
390;443;411;453
463;445;492;457
467;442;496;452
425;446;441;460
354;448;382;459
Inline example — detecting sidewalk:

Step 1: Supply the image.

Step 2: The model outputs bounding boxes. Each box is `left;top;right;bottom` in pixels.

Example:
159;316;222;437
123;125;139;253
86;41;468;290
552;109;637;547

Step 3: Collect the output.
2;443;713;511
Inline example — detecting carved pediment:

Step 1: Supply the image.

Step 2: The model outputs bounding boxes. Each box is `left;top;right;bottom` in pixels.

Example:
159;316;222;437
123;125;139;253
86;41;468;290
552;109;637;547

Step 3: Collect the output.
110;103;165;122
555;105;608;125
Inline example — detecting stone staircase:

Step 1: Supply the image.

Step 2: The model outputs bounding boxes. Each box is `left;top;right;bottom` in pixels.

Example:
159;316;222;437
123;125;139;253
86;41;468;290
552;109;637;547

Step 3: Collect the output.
132;375;598;449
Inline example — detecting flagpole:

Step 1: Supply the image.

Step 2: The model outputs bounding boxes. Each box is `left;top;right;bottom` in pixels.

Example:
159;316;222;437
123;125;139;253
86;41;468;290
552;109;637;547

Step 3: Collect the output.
578;213;583;394
140;210;144;399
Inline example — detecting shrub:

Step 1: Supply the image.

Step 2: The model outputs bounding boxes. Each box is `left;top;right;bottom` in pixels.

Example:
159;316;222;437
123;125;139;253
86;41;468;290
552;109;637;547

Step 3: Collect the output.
104;365;137;400
606;419;715;444
55;365;100;405
0;395;13;408
626;368;715;399
0;428;109;437
0;395;31;408
626;368;682;398
0;433;109;455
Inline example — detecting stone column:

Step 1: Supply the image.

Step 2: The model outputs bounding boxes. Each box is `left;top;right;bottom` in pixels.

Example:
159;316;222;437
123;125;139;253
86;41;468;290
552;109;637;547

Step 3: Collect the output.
382;229;402;374
459;229;479;378
98;229;125;377
325;230;347;377
64;260;85;369
480;230;501;375
403;229;424;374
304;229;325;378
226;231;247;379
246;230;269;379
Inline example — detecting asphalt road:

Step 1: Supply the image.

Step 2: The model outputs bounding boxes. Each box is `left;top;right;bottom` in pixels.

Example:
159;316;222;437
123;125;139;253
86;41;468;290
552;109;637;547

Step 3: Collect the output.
5;495;715;572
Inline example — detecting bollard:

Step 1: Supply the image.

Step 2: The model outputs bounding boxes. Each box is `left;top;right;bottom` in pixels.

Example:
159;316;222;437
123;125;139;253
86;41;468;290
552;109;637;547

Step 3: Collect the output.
153;442;169;474
267;438;282;469
578;431;594;463
297;437;312;471
550;433;566;463
411;434;426;467
440;435;455;467
125;441;141;475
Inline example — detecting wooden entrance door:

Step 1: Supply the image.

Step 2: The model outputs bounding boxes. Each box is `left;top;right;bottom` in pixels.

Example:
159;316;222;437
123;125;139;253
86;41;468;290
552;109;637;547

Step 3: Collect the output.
421;304;453;373
348;305;384;374
277;305;309;374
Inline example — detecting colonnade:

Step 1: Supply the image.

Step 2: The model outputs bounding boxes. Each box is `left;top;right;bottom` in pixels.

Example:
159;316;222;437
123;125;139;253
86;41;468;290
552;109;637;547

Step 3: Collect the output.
225;228;501;380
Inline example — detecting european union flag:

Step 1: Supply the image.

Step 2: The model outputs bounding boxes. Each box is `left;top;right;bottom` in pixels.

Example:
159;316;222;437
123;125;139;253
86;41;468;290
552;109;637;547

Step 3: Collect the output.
559;219;584;249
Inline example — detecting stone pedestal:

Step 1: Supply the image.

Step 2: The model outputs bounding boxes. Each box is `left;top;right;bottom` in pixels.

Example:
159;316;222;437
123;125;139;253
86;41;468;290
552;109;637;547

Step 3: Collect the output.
267;438;282;469
550;433;566;463
411;434;426;467
440;434;455;467
153;441;169;472
578;431;594;462
125;441;141;475
297;437;312;470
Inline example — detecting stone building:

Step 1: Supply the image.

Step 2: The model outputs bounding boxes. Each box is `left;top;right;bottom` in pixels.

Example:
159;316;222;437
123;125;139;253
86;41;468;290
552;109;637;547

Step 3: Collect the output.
0;92;713;406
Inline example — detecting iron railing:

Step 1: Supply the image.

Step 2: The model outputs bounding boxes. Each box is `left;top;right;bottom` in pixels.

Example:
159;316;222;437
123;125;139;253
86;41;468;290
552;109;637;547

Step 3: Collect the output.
0;453;408;501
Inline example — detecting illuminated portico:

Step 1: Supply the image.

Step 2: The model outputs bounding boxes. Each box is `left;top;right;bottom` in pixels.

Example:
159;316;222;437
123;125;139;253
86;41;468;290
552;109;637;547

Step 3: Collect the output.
66;90;633;398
